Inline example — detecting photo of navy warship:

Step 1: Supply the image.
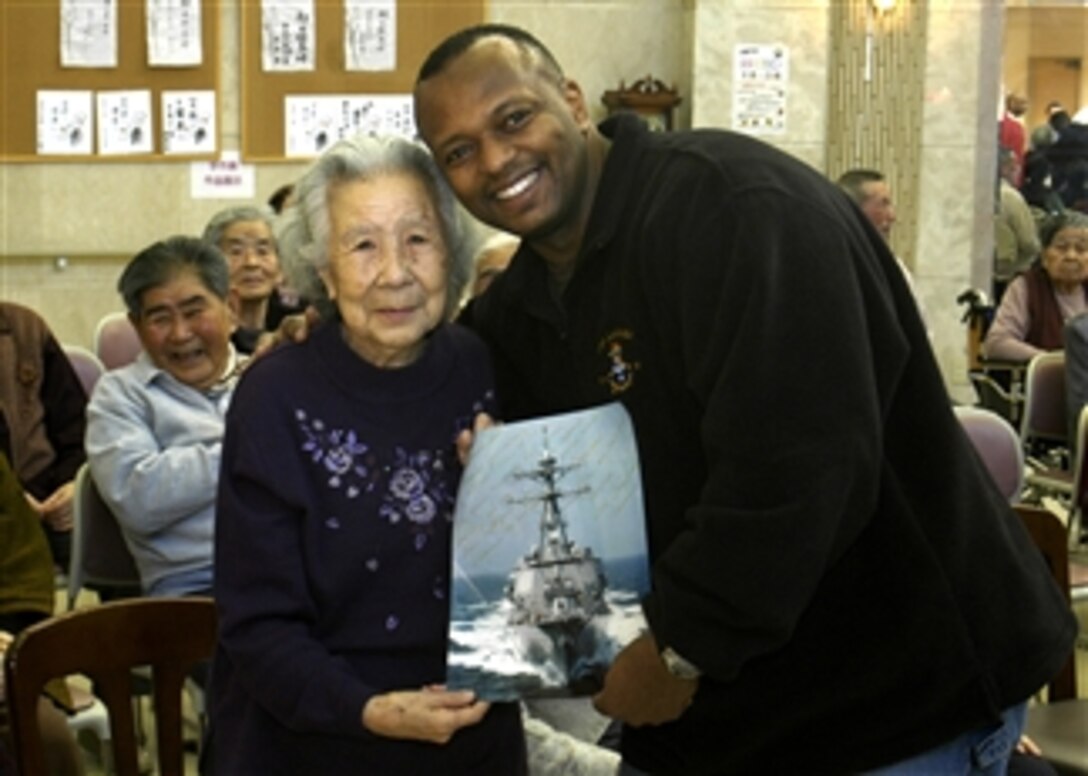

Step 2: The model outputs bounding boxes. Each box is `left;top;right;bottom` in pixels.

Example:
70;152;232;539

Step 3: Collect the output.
447;403;649;701
502;430;612;692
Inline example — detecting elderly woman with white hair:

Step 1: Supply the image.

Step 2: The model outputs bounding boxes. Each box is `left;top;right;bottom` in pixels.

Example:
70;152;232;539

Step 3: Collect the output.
202;204;307;353
207;134;526;774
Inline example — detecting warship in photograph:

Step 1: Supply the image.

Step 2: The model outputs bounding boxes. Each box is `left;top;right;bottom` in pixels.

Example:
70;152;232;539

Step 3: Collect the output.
502;429;612;690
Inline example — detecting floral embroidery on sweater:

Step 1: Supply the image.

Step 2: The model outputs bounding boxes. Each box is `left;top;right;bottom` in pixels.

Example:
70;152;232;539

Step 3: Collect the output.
296;409;456;550
297;409;378;497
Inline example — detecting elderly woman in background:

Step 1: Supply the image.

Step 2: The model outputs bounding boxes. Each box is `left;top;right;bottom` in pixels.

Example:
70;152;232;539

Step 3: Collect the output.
207;135;525;775
202;205;305;354
984;210;1088;362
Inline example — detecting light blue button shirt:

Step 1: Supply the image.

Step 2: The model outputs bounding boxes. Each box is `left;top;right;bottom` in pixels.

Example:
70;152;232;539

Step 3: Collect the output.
85;348;241;596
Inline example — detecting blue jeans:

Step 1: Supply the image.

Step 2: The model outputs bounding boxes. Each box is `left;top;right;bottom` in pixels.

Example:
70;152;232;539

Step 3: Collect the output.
863;702;1028;776
618;702;1028;776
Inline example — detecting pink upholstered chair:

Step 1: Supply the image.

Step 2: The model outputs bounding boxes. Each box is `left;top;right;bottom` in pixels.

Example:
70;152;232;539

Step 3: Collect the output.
62;343;105;398
952;406;1024;503
93;312;142;370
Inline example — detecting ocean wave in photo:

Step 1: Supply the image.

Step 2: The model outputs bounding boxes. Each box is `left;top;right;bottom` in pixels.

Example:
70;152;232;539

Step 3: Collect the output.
447;587;647;701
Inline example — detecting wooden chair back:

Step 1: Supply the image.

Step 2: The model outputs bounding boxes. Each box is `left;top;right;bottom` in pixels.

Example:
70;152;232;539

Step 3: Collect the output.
2;597;216;776
1013;504;1076;702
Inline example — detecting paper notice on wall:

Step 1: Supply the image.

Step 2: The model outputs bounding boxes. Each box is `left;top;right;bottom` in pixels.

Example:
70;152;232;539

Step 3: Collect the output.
345;0;396;72
147;0;203;67
261;0;316;72
732;43;788;136
284;94;414;158
37;91;94;155
96;90;153;155
190;152;256;199
60;0;118;68
162;90;216;154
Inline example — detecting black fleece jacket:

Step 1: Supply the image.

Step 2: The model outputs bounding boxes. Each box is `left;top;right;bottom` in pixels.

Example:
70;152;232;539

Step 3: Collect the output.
465;115;1076;775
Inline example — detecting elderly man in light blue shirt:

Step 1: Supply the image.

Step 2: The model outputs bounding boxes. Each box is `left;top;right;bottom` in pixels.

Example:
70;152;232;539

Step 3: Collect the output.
86;236;241;597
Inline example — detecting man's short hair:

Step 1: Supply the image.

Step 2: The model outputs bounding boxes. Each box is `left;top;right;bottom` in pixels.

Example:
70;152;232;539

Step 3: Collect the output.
267;183;295;214
119;236;230;318
836;169;885;205
416;24;563;84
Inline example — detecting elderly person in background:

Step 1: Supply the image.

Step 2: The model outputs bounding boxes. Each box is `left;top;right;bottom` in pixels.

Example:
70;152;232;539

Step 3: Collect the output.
836;168;896;241
984;210;1088;362
207;134;525;775
835;169;931;338
85;237;240;598
996;146;1044;301
1001;92;1029;186
0;302;86;571
202;205;305;354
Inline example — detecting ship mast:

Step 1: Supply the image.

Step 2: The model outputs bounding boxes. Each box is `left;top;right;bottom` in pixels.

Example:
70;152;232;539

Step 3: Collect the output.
510;428;588;563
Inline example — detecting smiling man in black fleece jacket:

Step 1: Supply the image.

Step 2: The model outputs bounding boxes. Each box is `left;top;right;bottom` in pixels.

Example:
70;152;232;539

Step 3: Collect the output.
414;24;1078;775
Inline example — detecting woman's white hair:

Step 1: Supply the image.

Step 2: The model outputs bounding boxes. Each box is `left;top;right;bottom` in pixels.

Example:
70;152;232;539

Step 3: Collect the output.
276;133;477;320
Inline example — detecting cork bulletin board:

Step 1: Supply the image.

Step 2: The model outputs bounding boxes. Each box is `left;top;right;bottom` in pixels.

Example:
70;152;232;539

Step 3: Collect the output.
0;0;219;162
240;1;484;161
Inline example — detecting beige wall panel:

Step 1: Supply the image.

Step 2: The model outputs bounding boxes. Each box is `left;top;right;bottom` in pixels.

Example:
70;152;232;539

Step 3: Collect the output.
691;0;830;169
487;0;694;130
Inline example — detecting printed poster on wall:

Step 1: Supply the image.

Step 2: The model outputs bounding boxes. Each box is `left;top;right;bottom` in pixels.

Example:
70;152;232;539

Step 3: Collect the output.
147;0;203;67
261;0;316;72
284;94;414;158
60;0;118;68
162;90;216;154
345;0;396;72
37;90;94;155
732;43;788;136
96;90;153;155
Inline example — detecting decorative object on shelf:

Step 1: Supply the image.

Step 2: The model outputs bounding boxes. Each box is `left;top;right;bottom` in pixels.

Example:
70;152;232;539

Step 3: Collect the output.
601;76;682;132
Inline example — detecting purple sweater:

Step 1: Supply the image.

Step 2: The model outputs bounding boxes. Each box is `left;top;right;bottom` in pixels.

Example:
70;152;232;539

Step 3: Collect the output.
209;320;524;775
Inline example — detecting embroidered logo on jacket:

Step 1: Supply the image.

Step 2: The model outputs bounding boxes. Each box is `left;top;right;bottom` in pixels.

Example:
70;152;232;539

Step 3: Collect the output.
597;329;640;395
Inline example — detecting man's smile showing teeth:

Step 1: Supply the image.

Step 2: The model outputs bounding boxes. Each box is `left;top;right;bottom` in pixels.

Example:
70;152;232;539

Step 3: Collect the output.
171;350;204;364
495;170;539;200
